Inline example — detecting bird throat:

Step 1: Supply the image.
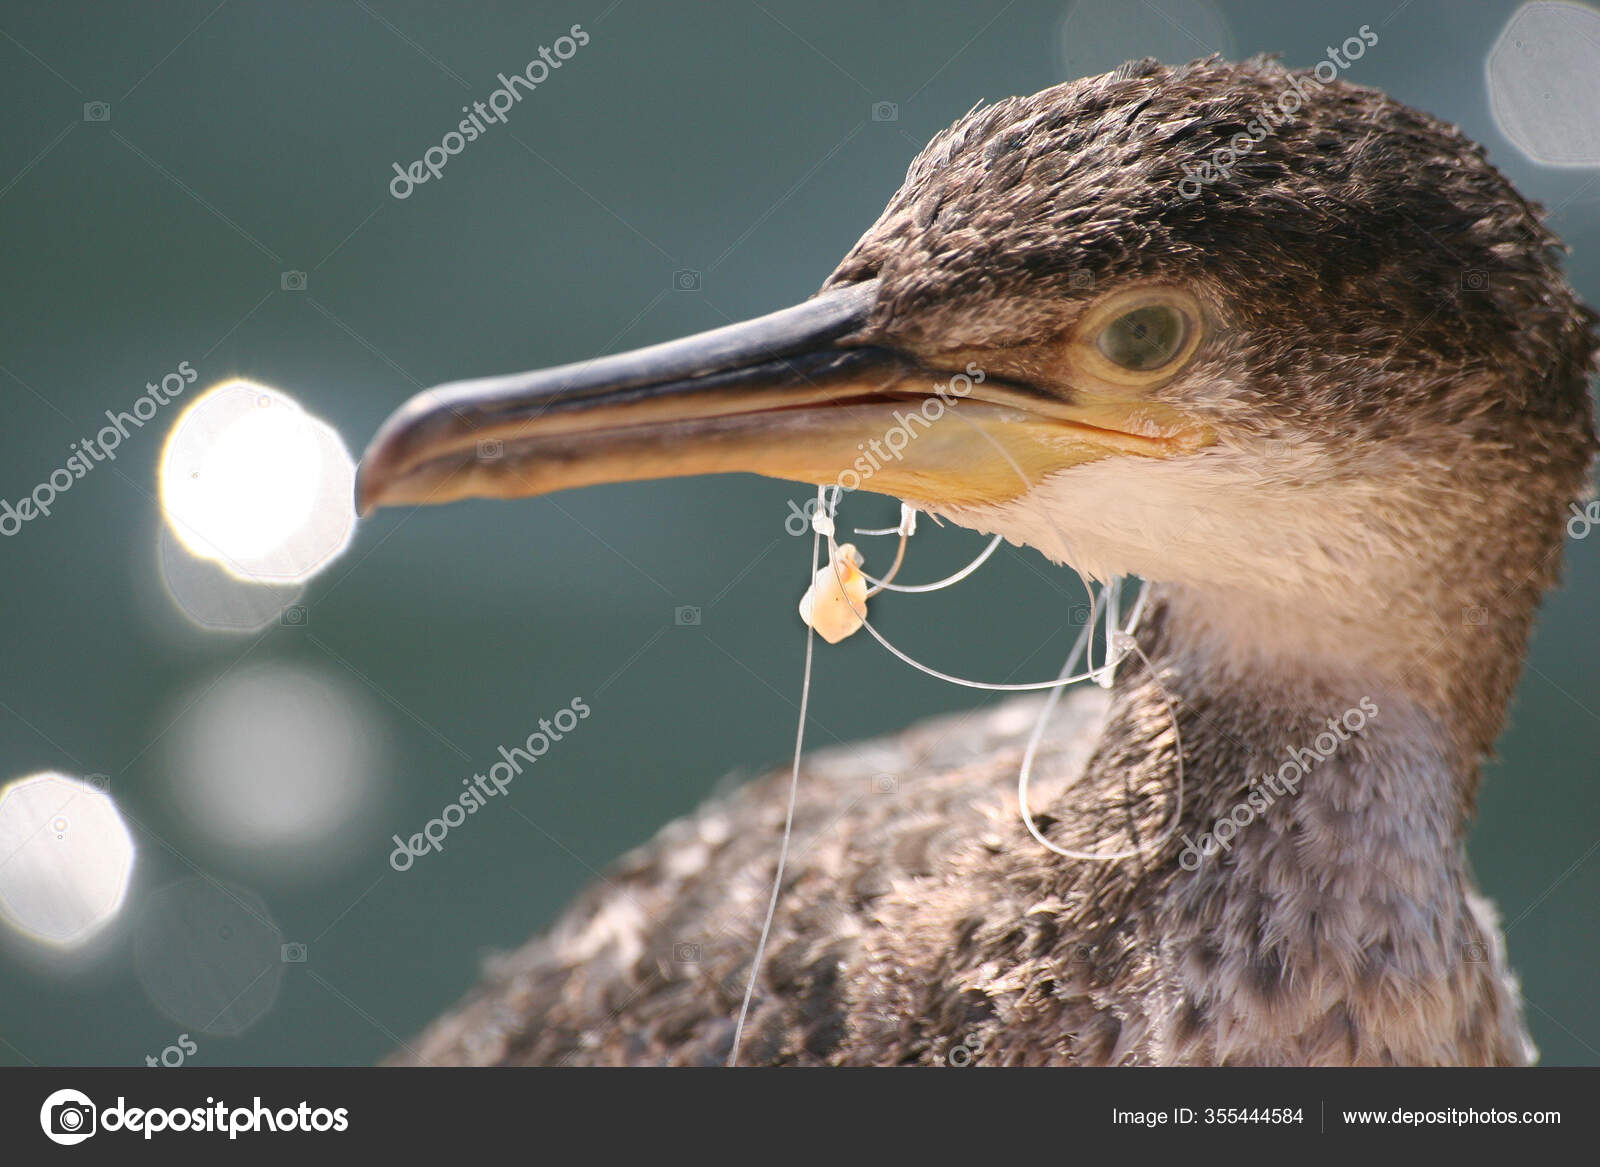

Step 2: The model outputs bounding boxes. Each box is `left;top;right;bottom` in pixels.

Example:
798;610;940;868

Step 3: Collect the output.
1025;583;1534;1064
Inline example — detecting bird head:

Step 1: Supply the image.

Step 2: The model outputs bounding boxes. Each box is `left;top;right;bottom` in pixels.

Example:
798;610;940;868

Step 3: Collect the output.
358;57;1595;740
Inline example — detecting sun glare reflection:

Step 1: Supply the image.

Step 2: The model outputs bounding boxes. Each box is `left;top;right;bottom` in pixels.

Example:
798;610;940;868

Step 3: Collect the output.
0;772;135;947
159;380;356;586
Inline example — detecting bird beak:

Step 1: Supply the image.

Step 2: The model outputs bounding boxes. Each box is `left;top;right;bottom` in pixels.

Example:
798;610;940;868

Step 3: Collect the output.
356;278;1195;516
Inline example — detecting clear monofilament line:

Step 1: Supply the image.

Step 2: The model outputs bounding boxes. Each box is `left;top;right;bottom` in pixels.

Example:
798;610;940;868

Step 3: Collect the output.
824;523;1118;692
858;532;1003;593
814;399;1183;863
823;523;1177;860
1017;625;1184;861
729;489;822;1067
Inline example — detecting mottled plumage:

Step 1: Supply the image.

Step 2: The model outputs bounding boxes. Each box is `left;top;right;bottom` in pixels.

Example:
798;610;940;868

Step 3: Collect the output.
378;57;1596;1066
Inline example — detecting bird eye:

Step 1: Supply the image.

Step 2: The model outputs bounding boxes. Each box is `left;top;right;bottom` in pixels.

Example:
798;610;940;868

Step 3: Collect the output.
1095;305;1188;371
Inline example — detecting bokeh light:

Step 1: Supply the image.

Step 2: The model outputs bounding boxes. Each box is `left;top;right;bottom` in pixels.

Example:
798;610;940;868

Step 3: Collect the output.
159;380;356;585
168;663;384;868
158;523;306;634
1488;2;1600;167
134;875;284;1036
0;772;135;946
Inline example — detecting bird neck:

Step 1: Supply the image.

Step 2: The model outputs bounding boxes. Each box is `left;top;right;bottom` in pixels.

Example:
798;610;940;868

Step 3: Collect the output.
1118;581;1476;866
1041;583;1533;1062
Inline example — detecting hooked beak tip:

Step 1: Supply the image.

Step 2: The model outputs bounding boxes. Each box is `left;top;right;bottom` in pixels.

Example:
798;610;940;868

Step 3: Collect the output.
355;426;404;516
353;470;376;518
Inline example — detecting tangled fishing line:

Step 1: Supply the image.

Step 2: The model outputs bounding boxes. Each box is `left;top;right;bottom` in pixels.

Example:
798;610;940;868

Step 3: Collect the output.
727;419;1187;1065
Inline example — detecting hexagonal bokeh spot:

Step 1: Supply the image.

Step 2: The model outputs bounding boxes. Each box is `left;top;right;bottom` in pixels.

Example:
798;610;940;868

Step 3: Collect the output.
1487;1;1600;167
134;875;285;1036
0;772;135;945
158;522;306;633
159;380;357;584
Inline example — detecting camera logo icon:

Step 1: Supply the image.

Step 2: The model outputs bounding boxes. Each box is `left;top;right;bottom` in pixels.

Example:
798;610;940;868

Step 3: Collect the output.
280;270;308;292
280;604;308;627
871;101;899;122
1462;605;1489;627
1462;941;1488;963
945;1032;983;1066
1067;268;1094;290
40;1089;96;1145
672;941;701;963
1460;269;1488;291
82;101;111;122
870;774;897;795
476;438;503;461
281;941;308;963
673;269;702;292
675;605;701;626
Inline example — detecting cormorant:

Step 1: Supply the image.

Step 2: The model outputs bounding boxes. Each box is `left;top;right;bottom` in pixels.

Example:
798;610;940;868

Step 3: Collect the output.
357;58;1597;1065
